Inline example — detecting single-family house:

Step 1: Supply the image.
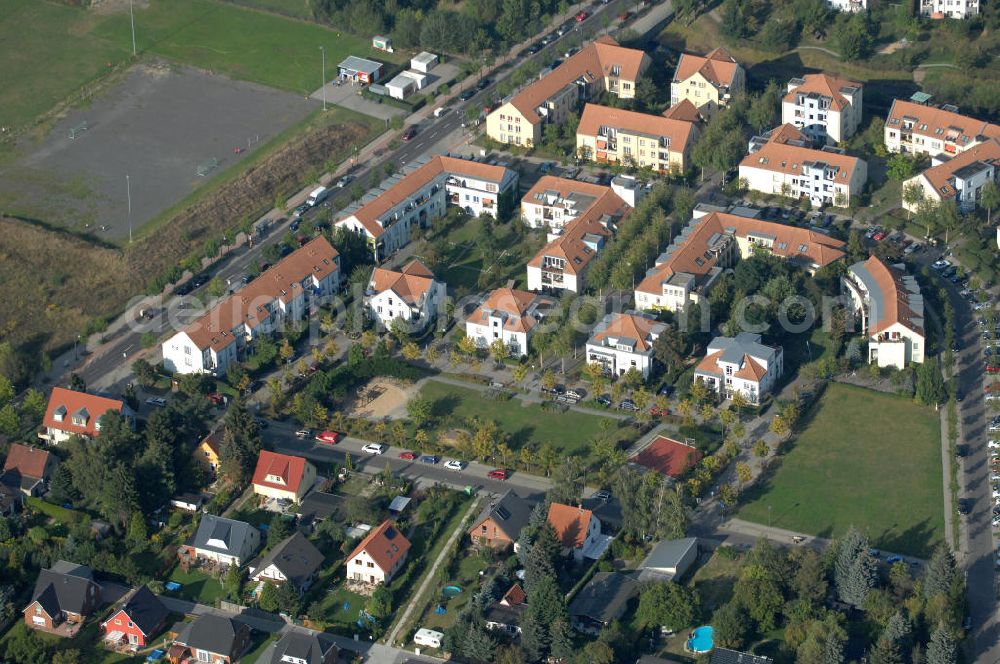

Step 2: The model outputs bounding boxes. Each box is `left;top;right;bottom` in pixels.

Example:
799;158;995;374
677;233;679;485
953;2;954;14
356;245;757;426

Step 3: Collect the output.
547;502;602;560
172;614;252;664
252;450;316;504
485;584;527;636
24;561;102;637
694;333;784;404
843;255;925;369
187;514;261;568
1;443;56;496
345;520;411;586
486;36;650;147
576;103;698;173
468;489;534;550
568;572;639;634
249;532;325;594
102;586;169;650
585;312;666;379
639;538;699;582
782;73;863;144
670;47;745;115
39;387;130;444
194;430;222;475
364;260;446;333
465;287;557;356
265;630;339;664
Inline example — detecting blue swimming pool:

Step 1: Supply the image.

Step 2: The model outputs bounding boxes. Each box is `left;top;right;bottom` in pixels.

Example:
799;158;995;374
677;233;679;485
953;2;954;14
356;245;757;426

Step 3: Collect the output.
686;625;714;654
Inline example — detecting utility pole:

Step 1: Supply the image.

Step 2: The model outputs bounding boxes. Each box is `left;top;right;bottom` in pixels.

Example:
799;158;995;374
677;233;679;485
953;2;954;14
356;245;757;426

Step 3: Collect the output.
126;174;133;244
319;46;327;111
129;0;137;56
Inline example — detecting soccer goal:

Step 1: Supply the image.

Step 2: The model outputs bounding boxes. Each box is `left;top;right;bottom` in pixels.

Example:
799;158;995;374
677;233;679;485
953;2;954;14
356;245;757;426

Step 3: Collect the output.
196;157;219;177
68;121;88;140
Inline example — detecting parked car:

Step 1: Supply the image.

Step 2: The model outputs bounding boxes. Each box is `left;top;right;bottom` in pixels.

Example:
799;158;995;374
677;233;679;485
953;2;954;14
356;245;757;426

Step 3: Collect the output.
291;204;309;220
363;443;387;455
399;451;416;460
651;406;670;417
145;397;167;408
488;469;510;480
336;175;352;188
575;10;589;20
315;431;341;444
566;388;584;400
596;395;612;407
401;126;417;141
526;43;543;54
618;399;639;412
295;428;311;439
932;259;951;270
253;418;269;429
459;88;476;101
958;499;972;516
420;455;440;464
593;489;611;502
886;555;903;564
444;460;465;471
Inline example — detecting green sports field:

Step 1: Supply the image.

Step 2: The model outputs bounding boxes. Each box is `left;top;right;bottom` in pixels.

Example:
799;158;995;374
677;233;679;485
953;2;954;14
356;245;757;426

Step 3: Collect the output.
739;383;943;558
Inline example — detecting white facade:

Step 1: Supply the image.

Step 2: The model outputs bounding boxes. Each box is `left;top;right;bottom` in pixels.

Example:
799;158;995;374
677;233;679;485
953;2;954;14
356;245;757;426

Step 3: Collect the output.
782;75;863;144
252;465;315;503
920;0;978;17
465;289;555;357
410;52;438;73
901;138;1000;213
364;263;447;333
385;73;417;100
347;549;400;585
693;333;783;404
585;312;666;379
739;147;867;207
827;0;866;11
193;531;260;568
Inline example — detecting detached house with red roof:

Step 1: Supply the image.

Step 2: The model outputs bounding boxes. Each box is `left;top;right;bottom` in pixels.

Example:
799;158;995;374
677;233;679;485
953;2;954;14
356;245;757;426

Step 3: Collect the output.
252;451;316;504
465;288;557;356
101;585;168;651
39;387;131;445
346;520;411;585
782;73;863;144
585;312;666;379
1;443;56;496
694;332;784;404
843;256;925;370
670;47;745;115
547;502;602;561
161;236;340;376
364;260;447;333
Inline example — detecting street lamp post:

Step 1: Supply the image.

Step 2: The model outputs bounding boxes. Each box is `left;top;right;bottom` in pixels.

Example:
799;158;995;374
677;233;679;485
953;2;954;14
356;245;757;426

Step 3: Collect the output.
319;46;327;111
126;174;133;244
129;0;137;56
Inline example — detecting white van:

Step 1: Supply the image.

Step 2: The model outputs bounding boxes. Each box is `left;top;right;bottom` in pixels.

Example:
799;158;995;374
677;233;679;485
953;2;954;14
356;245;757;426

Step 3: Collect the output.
434;106;448;118
306;186;329;207
413;628;444;649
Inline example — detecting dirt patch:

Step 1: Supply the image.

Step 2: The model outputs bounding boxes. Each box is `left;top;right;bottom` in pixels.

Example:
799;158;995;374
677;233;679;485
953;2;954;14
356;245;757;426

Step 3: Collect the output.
346;377;421;420
878;38;908;56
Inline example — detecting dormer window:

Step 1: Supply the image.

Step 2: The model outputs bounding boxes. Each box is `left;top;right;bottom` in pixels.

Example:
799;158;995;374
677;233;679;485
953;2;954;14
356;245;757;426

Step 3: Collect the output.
53;406;67;423
71;407;89;427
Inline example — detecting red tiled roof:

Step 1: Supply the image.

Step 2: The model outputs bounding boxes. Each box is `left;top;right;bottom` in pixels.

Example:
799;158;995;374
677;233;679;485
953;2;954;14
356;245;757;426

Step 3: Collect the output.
589;313;662;352
733;354;767;381
42;387;124;438
368;260;438;305
631;436;704;478
673;47;740;88
577;103;696;152
347;520;411;574
662;99;701;122
856;255;924;336
547;502;594;549
252;450;310;495
502;584;526;606
917;138;1000;200
886;99;1000;149
784;73;861;112
466;288;555;334
3;444;50;479
740;141;863;182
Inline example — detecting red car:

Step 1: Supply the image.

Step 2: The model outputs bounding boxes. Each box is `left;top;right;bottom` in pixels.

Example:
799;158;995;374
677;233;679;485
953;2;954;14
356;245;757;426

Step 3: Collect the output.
988;365;1000;374
315;431;341;444
399;451;416;460
575;10;589;20
488;469;510;480
872;231;887;242
651;406;669;417
207;393;225;406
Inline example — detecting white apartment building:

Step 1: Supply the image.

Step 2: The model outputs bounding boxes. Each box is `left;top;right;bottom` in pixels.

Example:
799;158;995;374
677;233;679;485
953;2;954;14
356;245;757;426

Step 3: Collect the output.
919;0;978;18
161;236;340;376
843;256;925;370
465;288;557;356
364;260;446;333
738;141;867;207
884;98;1000;157
782;73;863;144
693;333;784;404
585;312;666;379
335;155;518;261
826;0;866;11
670;47;745;115
902;138;1000;212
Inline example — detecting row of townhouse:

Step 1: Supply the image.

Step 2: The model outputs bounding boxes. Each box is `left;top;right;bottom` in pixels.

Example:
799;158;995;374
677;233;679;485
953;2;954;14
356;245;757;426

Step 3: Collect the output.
334;155;519;261
161;236;342;376
485;36;651;147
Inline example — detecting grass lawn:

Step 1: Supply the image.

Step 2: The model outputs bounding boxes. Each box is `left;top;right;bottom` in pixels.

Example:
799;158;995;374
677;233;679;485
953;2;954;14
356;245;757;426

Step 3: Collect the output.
418;379;625;456
242;632;281;664
312;585;368;629
94;0;407;95
739;383;943;558
417;551;490;632
166;567;226;604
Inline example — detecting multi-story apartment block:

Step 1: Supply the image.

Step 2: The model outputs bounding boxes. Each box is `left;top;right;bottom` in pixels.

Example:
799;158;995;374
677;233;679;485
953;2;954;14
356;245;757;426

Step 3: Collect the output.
919;0;978;18
486;36;650;147
465;288;557;356
161;236;340;376
884;98;1000;157
902;138;1000;212
748;123;812;154
843;256;925;369
585;312;666;379
522;176;636;294
335;155;517;261
694;333;784;404
827;0;866;11
634;208;845;312
738;138;867;207
782;73;863;144
364;259;447;332
575;103;698;173
670;47;745;115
